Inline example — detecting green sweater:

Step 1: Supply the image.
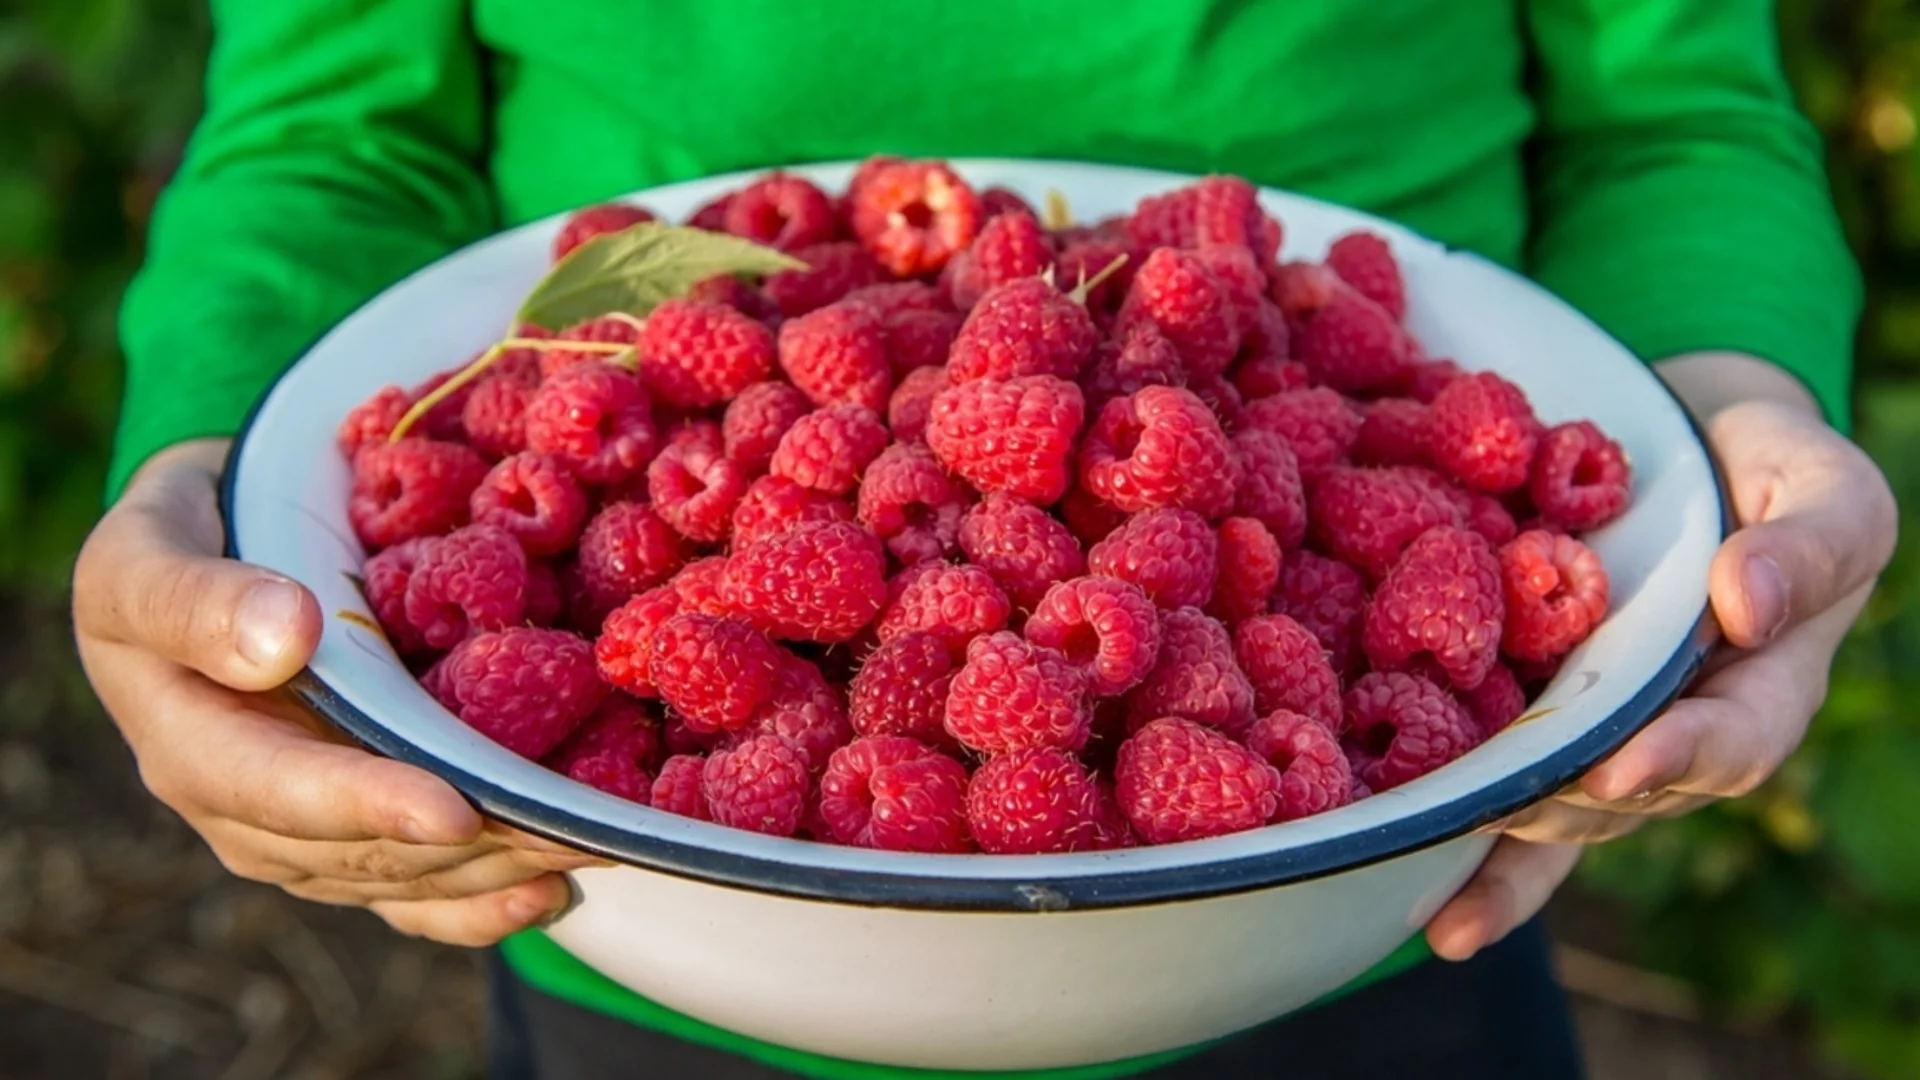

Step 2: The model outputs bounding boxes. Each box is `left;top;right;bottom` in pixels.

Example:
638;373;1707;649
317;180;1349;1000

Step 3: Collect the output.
115;1;1860;1076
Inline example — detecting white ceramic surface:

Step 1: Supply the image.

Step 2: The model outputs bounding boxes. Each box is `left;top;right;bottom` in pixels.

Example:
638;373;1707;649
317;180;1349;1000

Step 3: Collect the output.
224;160;1722;1070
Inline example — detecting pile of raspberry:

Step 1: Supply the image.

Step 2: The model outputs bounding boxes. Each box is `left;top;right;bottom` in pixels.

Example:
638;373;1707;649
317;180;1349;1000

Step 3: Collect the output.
337;160;1629;853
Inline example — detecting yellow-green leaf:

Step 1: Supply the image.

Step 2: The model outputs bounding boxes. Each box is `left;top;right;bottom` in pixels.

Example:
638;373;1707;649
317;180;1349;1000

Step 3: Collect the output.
516;223;806;330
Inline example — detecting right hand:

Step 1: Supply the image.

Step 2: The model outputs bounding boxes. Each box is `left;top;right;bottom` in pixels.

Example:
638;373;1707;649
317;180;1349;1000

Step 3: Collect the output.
74;438;601;946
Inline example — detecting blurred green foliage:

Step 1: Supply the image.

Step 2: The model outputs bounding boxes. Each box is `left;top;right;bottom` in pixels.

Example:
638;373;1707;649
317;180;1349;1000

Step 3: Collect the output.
2;0;1918;1075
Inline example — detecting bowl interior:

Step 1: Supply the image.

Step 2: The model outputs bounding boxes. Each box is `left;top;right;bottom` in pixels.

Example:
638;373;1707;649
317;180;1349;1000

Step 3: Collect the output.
225;159;1721;909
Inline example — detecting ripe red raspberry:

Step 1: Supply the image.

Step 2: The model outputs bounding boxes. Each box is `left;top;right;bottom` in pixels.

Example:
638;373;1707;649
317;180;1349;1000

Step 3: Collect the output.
1529;421;1631;532
1231;613;1342;731
1024;576;1162;697
635;299;776;409
722;172;837;251
1342;671;1480;791
729;474;855;549
469;452;589;557
1078;386;1240;518
703;735;810;836
1429;372;1541;494
1188;373;1245;432
722;382;812;474
434;628;607;759
1499;530;1610;662
1116;248;1241;379
648;614;780;734
338;385;413;460
687;193;733;231
730;653;853;773
947;277;1097;385
1124;607;1257;737
1458;662;1526;737
1116;716;1280;844
524;364;657;487
943;632;1092;754
391;520;529;653
848;160;982;277
926;375;1085;505
525;560;564;627
1324;232;1407;321
1229;431;1308;550
1354;398;1434;468
646;425;748;544
658;713;721;758
944;211;1054;311
1240;388;1362;484
849;632;958;744
650;754;712;820
1080;322;1185;411
553;203;656;262
670;556;731;616
1309;466;1462;579
875;561;1013;654
856;443;970;565
1244;710;1354;823
1087;508;1218;610
1129;176;1279;265
763;241;885;317
818;736;972;852
1193;244;1269;342
348;439;487;550
1231;357;1310;402
1207;518;1282;625
1272;551;1369;677
1394;357;1464;404
575;501;687;615
886;365;949;444
881;308;962;377
591;587;681;694
966;746;1110;854
1055;237;1138;323
1293;285;1411;394
363;537;433;653
980;186;1037;220
560;752;653;803
957;493;1086;609
722;521;887;643
538;315;643;379
769;404;889;496
460;375;537;460
776;300;892;412
1463;491;1519;547
547;694;664;776
1269;260;1341;325
1363;526;1503;691
685;273;783;324
845;280;946;318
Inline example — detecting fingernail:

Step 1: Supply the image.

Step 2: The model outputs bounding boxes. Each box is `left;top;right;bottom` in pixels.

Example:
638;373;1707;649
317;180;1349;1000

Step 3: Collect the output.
236;579;304;667
512;878;578;928
1744;556;1788;642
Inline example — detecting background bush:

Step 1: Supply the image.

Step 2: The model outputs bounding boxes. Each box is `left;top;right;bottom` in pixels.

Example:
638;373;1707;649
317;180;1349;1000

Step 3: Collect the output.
1;1;1915;1074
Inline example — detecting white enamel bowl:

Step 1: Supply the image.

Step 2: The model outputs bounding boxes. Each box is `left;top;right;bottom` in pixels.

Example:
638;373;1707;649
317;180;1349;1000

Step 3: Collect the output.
224;161;1723;1071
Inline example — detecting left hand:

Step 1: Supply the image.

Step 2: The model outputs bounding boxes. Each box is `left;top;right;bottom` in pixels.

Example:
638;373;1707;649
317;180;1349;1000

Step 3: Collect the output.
1425;353;1898;961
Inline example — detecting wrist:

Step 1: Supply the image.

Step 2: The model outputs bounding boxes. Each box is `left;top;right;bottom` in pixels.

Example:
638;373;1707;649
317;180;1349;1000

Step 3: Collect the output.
1652;352;1826;427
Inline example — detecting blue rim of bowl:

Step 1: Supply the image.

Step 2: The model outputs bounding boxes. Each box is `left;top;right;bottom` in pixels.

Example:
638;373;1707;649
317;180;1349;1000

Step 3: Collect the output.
220;276;1730;915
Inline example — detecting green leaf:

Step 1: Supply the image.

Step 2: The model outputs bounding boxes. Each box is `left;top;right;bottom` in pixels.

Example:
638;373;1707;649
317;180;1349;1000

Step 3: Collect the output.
515;223;805;330
1814;728;1920;903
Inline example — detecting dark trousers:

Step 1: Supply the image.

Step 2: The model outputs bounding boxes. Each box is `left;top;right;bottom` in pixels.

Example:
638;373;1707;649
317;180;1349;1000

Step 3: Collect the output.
484;919;1584;1079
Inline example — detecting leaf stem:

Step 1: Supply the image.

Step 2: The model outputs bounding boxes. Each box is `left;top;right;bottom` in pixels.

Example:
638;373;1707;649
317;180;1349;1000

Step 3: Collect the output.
387;343;505;443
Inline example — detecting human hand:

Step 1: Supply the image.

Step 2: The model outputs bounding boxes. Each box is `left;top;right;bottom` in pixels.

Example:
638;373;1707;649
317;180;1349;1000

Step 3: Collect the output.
74;439;601;946
1425;353;1898;961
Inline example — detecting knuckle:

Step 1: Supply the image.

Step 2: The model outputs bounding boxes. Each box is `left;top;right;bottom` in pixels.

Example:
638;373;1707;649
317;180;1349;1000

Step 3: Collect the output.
344;844;423;884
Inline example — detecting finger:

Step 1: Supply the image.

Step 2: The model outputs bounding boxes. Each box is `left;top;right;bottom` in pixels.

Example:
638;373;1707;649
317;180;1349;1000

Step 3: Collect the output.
273;846;600;905
369;874;575;948
1426;839;1582;962
1497;800;1652;845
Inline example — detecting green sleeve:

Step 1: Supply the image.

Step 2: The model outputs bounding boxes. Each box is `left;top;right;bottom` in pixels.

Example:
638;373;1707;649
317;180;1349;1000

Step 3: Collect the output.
1522;0;1861;430
110;0;495;499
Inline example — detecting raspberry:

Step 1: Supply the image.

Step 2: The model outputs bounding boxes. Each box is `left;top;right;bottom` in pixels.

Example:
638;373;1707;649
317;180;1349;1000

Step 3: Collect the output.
460;375;536;460
650;754;713;820
1395;358;1464;404
1429;372;1541;494
1354;398;1433;468
1244;710;1354;822
769;404;890;496
634;299;776;409
966;746;1109;854
1309;466;1462;579
1272;551;1369;676
818;736;972;852
1087;508;1218;609
1463;492;1519;547
703;735;810;837
1124;607;1257;737
1056;483;1130;547
943;632;1092;754
879;308;962;377
875;561;1013;654
1240;388;1362;484
1233;613;1343;731
1293;285;1411;394
1208;518;1282;625
593;587;681;695
1324;232;1407;321
1458;662;1526;737
1193;244;1269;342
1362;526;1503;691
1231;357;1310;402
777;300;892;412
647;614;780;734
1231;300;1292;371
646;426;748;544
685;273;783;324
1078;386;1239;517
721;172;837;251
1226;431;1308;552
525;560;564;626
729;474;855;549
723;381;813;474
1116;717;1280;844
1499;530;1610;662
731;653;853;773
574;501;687;617
1269;261;1341;325
1054;237;1137;321
434;628;607;759
1116;248;1241;379
1187;374;1245;433
1529;421;1631;532
845;281;947;319
956;495;1087;613
363;537;433;653
1024;576;1162;697
1129;176;1279;265
524;364;657;487
348;439;487;550
856;443;970;565
539;315;643;380
687;191;733;229
763;241;884;317
947;277;1097;385
1342;671;1479;791
847;160;982;277
980;186;1037;220
338;385;413;460
561;752;653;803
849;632;958;744
944;210;1053;311
722;521;887;643
399;525;527;649
547;694;664;776
469;452;589;557
926;375;1085;505
886;365;949;444
1080;322;1186;410
553;203;656;262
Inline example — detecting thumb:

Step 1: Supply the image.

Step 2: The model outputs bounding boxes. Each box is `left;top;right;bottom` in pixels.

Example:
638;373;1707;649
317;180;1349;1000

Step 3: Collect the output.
75;440;323;691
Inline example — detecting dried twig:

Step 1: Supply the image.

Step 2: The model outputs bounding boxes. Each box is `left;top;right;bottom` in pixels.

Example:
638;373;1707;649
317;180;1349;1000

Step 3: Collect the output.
0;938;229;1055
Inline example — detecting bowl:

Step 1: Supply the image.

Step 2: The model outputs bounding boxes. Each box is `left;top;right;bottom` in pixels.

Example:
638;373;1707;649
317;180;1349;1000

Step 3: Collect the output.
222;160;1723;1071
